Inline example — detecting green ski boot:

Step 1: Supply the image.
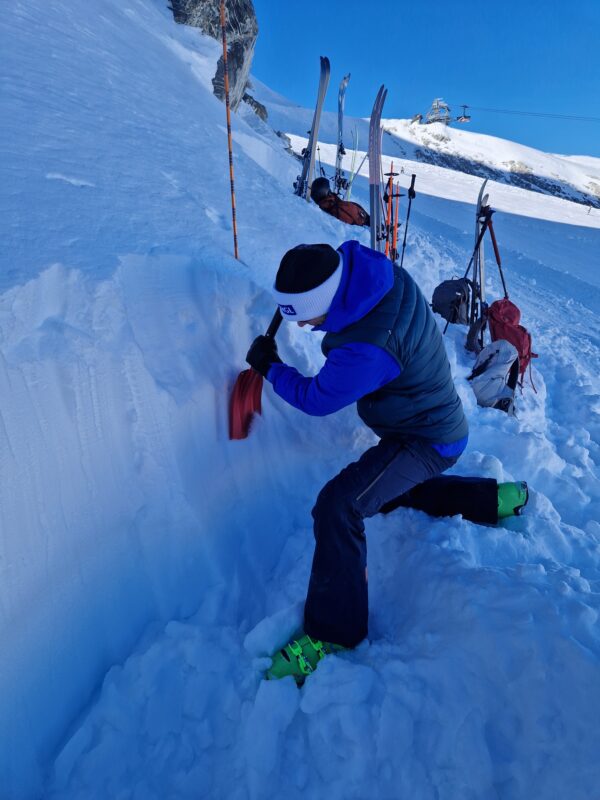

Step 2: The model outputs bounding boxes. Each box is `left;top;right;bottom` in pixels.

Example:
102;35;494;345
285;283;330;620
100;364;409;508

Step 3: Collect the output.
266;633;345;686
498;481;529;518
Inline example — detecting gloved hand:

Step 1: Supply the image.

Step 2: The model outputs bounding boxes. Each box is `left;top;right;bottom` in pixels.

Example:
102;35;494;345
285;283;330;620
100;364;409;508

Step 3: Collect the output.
246;335;282;378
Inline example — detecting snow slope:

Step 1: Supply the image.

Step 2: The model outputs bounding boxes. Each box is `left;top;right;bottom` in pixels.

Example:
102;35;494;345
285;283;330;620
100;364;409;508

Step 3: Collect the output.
1;2;600;799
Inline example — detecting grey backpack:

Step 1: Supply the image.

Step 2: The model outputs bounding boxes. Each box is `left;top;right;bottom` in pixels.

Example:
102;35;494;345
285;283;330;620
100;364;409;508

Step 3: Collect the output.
432;278;473;325
467;339;519;415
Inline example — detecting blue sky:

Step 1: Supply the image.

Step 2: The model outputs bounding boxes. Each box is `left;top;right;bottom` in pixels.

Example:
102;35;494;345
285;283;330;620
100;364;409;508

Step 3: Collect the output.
251;0;600;157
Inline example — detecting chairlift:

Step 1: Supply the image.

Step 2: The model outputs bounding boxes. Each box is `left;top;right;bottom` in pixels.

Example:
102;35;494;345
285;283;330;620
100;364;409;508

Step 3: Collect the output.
456;104;471;123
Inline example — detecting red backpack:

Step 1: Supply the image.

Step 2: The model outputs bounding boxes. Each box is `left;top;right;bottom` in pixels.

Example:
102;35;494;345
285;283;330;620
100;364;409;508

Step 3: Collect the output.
487;298;538;389
318;194;370;227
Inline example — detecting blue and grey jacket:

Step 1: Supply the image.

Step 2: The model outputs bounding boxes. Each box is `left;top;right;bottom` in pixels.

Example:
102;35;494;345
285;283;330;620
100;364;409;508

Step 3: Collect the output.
267;240;468;454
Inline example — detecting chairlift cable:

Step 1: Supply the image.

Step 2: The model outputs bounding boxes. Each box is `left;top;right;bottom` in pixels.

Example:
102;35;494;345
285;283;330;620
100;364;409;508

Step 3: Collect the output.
456;105;600;124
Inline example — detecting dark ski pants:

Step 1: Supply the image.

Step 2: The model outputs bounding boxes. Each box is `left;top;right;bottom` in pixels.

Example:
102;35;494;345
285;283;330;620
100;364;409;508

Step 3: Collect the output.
303;437;498;649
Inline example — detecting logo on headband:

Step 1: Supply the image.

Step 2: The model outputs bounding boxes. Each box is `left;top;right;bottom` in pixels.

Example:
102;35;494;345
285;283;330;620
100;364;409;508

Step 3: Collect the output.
278;304;297;316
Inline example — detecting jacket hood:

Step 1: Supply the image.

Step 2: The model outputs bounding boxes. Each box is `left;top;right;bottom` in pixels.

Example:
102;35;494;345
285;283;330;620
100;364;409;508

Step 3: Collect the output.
315;240;394;333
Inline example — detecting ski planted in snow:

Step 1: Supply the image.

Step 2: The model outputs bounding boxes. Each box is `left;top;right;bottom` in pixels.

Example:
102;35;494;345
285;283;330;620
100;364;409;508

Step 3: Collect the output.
464;178;490;352
475;179;489;308
368;85;387;252
334;73;351;196
471;178;489;324
294;56;331;201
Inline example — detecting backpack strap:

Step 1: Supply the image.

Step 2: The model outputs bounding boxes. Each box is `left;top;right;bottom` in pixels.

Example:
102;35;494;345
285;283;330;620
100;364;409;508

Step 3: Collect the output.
528;362;537;393
465;303;487;354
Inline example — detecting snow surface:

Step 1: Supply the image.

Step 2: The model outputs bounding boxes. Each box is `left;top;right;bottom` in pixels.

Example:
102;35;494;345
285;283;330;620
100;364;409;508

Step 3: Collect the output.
1;1;600;799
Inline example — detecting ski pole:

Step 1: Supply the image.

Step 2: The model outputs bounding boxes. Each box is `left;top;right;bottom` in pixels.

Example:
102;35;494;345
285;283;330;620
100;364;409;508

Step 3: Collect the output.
462;210;491;281
391;182;400;262
399;174;416;269
220;0;239;260
486;218;509;299
346;152;367;201
384;162;394;257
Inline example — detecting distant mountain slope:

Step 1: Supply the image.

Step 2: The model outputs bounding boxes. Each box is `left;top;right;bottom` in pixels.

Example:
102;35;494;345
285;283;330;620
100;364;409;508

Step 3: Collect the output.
383;118;600;208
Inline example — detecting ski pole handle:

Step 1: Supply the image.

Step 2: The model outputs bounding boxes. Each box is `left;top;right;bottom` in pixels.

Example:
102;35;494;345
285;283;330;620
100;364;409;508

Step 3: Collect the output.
408;173;416;199
266;309;283;339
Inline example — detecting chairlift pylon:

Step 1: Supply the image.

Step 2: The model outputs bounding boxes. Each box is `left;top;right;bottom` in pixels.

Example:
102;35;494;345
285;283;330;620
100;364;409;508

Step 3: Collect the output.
425;98;452;125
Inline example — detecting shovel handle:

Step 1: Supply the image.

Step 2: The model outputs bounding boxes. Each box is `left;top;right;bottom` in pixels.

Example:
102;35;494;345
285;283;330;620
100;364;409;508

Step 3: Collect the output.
266;308;283;339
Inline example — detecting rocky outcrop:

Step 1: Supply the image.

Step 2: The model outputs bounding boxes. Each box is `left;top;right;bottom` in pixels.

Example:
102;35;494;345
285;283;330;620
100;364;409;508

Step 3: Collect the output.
170;0;258;112
242;90;267;122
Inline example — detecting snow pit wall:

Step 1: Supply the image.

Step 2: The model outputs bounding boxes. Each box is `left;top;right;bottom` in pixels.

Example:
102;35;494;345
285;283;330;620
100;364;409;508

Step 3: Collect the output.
0;254;307;797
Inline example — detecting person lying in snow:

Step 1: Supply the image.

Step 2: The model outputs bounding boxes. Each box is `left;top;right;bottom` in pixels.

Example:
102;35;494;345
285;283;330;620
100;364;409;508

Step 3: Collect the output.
246;240;528;684
310;177;370;227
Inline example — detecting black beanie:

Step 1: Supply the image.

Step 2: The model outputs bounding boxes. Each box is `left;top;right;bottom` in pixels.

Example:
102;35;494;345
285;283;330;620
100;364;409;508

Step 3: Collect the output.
275;244;340;292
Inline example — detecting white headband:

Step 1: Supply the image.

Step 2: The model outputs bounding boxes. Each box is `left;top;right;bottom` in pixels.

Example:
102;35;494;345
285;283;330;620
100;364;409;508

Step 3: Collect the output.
273;253;343;321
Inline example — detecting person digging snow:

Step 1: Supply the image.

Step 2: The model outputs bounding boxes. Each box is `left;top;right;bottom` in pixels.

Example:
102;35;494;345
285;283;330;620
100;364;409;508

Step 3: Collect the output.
246;240;528;684
310;176;370;227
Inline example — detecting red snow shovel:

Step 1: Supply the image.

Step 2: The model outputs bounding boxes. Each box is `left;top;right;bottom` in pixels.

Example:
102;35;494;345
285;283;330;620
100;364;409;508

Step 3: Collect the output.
229;309;283;440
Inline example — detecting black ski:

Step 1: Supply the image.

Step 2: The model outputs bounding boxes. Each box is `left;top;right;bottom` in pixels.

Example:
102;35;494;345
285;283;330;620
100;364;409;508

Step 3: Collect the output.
368;85;387;251
334;73;351;195
294;56;331;201
464;179;490;352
